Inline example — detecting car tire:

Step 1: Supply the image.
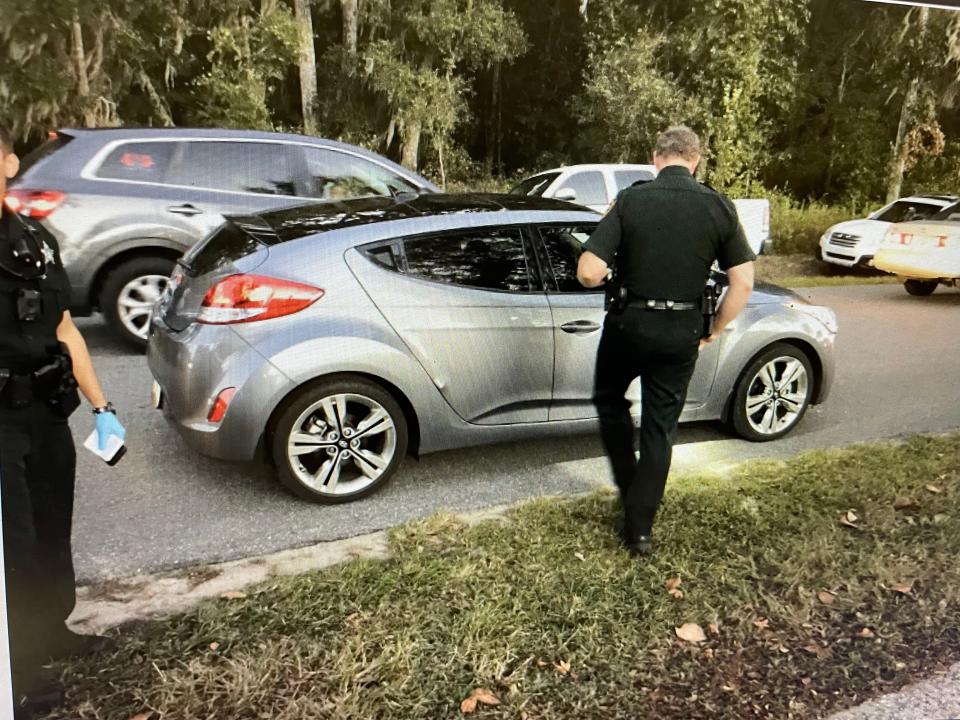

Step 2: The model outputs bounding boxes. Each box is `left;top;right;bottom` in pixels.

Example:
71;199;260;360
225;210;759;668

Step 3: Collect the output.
904;279;938;296
272;377;408;504
730;343;815;442
100;256;176;350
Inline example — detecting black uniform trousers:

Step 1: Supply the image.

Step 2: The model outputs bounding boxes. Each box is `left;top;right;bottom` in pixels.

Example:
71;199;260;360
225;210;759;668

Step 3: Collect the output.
593;306;701;539
0;401;77;693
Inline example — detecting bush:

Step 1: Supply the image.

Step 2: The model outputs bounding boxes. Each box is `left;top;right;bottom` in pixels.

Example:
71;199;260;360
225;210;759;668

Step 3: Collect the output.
764;192;865;255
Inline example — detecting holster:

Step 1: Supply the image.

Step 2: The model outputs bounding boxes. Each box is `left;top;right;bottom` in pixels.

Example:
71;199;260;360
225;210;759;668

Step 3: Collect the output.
604;267;629;315
33;344;79;409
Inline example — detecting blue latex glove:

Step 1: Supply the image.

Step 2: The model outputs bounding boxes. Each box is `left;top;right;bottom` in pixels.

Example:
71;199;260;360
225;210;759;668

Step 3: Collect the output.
96;411;126;451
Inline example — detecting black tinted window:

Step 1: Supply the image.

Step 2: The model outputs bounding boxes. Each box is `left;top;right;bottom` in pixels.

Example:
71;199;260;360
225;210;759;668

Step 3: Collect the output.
403;229;530;292
96;141;176;183
20;134;73;175
539;225;600;292
303;147;418;199
874;200;943;223
164;141;298;196
557;171;608;206
510;172;560;197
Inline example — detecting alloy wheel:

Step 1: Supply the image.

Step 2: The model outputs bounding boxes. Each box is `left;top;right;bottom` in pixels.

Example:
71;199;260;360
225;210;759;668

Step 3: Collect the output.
743;355;810;436
117;274;168;340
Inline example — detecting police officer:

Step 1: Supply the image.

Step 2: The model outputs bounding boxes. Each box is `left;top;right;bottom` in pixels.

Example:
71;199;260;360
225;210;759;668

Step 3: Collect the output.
577;125;755;556
0;125;126;717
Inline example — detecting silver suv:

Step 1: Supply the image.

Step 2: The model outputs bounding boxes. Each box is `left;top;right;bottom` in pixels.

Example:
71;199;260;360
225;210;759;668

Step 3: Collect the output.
11;128;437;347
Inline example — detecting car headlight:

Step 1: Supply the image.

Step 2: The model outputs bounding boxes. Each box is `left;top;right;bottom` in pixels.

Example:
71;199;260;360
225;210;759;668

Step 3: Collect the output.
784;302;838;334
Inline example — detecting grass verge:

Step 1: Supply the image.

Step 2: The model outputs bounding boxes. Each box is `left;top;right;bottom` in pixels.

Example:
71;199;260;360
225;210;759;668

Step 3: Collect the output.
756;253;898;288
52;434;960;720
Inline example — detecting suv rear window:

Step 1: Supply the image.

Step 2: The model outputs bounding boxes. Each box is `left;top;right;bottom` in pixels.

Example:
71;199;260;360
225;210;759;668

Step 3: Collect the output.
96;141;177;183
19;134;73;174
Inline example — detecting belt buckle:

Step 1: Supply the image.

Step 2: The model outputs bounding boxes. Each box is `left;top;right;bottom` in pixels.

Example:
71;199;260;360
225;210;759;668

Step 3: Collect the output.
665;300;675;309
646;299;655;308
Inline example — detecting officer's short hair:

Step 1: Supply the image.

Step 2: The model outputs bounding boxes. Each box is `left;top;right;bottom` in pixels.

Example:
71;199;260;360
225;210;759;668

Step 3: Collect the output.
654;126;700;161
0;125;12;155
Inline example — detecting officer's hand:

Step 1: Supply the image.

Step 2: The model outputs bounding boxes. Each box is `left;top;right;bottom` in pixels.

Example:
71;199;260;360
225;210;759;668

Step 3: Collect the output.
95;412;126;451
699;334;718;351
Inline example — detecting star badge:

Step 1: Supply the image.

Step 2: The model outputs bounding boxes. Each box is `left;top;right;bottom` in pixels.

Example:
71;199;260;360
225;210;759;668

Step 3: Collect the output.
42;242;56;265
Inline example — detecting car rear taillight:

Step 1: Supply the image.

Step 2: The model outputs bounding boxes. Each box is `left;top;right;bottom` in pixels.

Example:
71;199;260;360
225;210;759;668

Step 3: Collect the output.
3;189;66;219
198;274;324;325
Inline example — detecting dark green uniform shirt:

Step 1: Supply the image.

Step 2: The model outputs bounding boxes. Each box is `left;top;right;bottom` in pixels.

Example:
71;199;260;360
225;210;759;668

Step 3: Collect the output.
0;209;72;372
582;165;756;302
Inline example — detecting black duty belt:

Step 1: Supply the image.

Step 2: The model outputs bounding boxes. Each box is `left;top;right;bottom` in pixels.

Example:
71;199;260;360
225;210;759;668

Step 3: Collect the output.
628;298;699;311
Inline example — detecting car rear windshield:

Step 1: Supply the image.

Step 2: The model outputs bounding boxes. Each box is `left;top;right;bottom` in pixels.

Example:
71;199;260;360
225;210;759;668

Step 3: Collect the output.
873;200;944;223
509;172;560;197
180;220;267;276
18;133;73;174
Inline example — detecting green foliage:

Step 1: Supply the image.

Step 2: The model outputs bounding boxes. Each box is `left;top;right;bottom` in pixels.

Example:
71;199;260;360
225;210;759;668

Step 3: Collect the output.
190;3;300;130
765;191;864;255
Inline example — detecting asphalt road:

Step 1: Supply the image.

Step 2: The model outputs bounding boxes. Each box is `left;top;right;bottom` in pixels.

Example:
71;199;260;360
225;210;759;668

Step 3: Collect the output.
70;284;960;582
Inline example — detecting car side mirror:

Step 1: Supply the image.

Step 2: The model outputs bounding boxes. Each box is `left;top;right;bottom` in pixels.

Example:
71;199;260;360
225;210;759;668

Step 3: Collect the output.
555;187;577;202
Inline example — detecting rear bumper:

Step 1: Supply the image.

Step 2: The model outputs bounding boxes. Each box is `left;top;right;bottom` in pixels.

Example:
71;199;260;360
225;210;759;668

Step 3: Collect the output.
146;314;295;461
874;248;960;280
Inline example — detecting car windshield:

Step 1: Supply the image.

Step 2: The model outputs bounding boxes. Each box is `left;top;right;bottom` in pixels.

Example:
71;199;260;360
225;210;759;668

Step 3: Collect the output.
872;200;946;223
509;172;560;197
928;201;960;221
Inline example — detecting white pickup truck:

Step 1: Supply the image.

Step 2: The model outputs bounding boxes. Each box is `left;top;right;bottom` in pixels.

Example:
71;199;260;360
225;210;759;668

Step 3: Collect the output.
510;163;770;255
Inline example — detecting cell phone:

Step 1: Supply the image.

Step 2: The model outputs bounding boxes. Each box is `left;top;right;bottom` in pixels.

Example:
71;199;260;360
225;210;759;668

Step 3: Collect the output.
83;430;126;466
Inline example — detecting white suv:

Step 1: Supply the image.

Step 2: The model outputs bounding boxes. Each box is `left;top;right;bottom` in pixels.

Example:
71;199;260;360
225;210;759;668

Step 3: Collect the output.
819;194;958;269
510;163;770;255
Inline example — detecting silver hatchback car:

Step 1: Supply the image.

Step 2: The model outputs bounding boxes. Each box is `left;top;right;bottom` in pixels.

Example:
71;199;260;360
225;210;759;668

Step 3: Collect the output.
148;194;837;504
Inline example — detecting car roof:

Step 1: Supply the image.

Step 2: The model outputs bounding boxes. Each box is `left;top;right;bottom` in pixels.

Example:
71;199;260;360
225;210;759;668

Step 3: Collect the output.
231;193;600;245
536;163;656;175
897;194;958;204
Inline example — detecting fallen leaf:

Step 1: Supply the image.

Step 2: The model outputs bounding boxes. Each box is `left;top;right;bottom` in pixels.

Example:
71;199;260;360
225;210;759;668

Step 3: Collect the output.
839;510;861;528
817;591;835;606
664;577;682;592
128;714;154;720
461;688;500;714
220;591;247;600
574;552;586;562
889;581;913;595
894;496;916;510
702;648;715;659
859;627;875;638
675;623;707;644
753;617;770;630
800;677;812;686
925;484;943;494
707;623;720;636
209;641;220;651
933;514;949;524
668;588;685;600
802;642;831;658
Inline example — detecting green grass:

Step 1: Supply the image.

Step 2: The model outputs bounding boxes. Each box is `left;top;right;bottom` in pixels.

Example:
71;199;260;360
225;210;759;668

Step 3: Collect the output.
52;435;960;720
755;253;898;288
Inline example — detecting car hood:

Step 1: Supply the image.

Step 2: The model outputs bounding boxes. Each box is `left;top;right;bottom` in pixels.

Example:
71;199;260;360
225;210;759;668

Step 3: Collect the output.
827;218;889;239
749;281;805;305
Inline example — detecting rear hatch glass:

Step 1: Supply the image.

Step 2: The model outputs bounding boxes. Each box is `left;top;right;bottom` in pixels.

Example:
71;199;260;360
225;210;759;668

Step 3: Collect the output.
162;218;273;331
18;133;73;175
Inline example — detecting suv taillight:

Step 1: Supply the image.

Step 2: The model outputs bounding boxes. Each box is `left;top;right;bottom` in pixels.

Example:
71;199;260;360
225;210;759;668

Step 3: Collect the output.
198;274;324;325
4;189;66;219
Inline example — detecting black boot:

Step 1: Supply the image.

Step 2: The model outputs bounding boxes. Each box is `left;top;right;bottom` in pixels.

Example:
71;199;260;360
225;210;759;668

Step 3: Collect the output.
13;677;65;719
47;628;116;660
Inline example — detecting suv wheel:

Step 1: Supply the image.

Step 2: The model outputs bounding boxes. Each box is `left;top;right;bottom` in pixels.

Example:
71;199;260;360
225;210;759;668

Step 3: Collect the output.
730;343;814;442
100;257;176;350
272;378;408;503
904;279;938;296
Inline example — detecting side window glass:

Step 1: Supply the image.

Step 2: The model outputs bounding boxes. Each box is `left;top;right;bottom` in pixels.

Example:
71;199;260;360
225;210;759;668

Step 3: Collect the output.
402;228;530;292
302;147;419;200
164;141;299;196
539;225;600;293
95;142;177;183
556;171;608;206
613;170;655;191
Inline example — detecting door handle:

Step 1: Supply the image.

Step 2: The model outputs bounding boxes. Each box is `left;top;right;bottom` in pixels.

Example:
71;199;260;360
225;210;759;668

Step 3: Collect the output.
167;203;203;216
560;320;601;334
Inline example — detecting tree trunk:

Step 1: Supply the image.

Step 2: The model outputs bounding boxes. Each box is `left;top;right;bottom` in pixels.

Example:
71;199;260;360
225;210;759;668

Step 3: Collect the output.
70;15;96;127
294;0;319;135
342;0;358;55
399;118;421;171
382;116;397;156
885;7;928;203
